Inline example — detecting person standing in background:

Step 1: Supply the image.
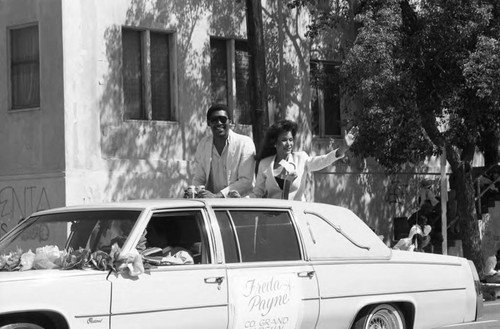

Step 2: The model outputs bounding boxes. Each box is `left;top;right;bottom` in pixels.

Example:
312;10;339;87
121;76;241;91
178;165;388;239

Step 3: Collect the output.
484;249;500;283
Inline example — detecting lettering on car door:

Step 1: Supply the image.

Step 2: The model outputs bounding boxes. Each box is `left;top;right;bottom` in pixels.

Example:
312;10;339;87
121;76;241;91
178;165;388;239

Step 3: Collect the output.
214;208;320;329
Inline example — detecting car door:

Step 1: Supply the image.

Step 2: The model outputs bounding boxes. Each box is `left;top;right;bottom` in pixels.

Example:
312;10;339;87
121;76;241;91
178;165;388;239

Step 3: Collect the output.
108;209;228;329
213;207;319;329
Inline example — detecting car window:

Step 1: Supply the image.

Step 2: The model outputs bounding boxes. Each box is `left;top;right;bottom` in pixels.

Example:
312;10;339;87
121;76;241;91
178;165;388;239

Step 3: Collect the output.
215;209;301;263
142;211;210;265
88;218;137;253
0;210;142;255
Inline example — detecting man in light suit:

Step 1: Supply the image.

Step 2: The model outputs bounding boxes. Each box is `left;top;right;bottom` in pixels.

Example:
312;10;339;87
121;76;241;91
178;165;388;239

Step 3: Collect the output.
192;104;255;198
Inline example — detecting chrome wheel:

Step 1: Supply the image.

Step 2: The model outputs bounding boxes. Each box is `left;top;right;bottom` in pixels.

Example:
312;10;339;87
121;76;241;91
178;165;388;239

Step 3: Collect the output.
353;304;405;329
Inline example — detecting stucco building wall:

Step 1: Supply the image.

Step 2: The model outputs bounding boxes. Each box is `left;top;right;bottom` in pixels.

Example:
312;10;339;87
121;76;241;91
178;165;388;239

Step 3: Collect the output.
60;0;254;205
0;0;66;233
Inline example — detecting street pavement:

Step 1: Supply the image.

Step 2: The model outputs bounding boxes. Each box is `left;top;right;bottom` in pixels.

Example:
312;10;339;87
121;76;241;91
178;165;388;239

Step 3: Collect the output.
435;299;500;328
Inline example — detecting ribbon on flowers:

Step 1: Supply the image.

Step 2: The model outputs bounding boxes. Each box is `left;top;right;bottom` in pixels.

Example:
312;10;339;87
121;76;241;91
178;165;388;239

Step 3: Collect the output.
114;245;144;277
275;159;297;199
273;159;296;176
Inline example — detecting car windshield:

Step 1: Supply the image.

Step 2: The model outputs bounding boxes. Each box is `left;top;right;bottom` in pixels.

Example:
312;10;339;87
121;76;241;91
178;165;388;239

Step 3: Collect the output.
0;210;142;255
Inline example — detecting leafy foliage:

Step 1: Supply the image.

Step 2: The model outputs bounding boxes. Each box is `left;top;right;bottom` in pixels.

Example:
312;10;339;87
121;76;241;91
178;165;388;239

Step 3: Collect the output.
340;0;438;170
350;1;499;168
287;0;351;38
290;0;500;270
291;0;500;169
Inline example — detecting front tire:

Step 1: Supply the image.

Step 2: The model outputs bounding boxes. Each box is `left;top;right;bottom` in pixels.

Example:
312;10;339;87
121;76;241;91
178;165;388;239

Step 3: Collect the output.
352;304;406;329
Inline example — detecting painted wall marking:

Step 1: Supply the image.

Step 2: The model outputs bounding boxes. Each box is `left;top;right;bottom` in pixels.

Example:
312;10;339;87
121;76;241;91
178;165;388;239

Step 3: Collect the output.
0;186;52;239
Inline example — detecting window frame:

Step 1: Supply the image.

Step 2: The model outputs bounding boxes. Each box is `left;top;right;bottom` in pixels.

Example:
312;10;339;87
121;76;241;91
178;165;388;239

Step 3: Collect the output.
213;207;304;263
8;23;41;112
145;209;215;266
121;27;178;122
310;59;342;138
213;209;240;263
209;36;251;125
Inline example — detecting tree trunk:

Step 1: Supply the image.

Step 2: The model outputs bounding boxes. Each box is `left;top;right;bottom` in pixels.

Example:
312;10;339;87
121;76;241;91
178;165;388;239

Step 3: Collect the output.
246;0;269;153
453;163;484;275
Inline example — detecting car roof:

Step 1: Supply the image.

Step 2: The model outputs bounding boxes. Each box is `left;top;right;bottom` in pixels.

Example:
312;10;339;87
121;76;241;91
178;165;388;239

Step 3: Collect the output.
29;198;337;217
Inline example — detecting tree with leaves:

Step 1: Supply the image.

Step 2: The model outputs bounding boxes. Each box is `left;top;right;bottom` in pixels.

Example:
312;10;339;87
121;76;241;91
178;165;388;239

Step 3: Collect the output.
290;0;500;274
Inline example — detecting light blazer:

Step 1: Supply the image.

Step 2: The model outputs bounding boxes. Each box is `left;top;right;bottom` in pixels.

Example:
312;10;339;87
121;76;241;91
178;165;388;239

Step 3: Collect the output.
193;129;256;197
250;150;343;201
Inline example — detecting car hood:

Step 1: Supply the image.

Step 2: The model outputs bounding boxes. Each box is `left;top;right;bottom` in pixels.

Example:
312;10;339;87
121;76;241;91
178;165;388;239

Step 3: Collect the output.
0;268;107;283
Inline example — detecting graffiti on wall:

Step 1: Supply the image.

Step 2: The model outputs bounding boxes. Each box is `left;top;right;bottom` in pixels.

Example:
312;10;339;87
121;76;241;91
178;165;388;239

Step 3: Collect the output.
0;186;51;239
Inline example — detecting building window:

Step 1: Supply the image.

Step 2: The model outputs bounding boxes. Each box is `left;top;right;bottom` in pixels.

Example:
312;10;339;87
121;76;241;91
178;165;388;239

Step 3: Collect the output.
9;25;40;110
122;28;176;121
210;37;251;124
310;60;341;137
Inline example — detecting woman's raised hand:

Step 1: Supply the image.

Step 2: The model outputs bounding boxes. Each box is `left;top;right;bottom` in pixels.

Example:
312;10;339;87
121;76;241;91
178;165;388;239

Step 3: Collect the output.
329;126;358;158
344;126;358;147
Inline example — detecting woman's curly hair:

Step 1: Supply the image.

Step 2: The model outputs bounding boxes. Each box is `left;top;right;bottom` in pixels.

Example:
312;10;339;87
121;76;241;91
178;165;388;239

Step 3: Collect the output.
256;119;298;161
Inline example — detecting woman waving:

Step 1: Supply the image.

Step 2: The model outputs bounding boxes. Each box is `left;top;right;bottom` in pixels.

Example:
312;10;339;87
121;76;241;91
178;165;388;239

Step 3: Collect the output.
250;119;356;200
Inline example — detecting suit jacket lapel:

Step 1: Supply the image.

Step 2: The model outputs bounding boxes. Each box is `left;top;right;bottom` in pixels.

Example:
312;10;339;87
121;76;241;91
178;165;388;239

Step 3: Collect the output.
225;131;236;183
205;137;213;182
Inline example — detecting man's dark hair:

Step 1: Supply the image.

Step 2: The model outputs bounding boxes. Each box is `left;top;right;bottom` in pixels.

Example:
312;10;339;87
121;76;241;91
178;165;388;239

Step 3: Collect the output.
206;104;231;121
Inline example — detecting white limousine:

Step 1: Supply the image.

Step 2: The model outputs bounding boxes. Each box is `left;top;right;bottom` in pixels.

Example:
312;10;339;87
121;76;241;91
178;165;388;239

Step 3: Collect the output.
0;199;482;329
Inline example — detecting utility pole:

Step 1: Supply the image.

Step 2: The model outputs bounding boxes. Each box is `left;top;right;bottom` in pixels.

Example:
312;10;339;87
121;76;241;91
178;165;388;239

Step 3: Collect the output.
246;0;269;153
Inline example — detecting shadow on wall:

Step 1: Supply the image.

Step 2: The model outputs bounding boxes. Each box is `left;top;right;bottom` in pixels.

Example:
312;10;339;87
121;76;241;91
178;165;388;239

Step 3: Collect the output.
314;169;396;241
99;0;245;201
98;0;316;202
314;167;444;245
262;3;314;150
263;4;308;125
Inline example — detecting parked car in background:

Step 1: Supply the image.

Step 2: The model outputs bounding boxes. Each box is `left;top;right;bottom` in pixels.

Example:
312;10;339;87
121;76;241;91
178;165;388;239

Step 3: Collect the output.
0;199;482;329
